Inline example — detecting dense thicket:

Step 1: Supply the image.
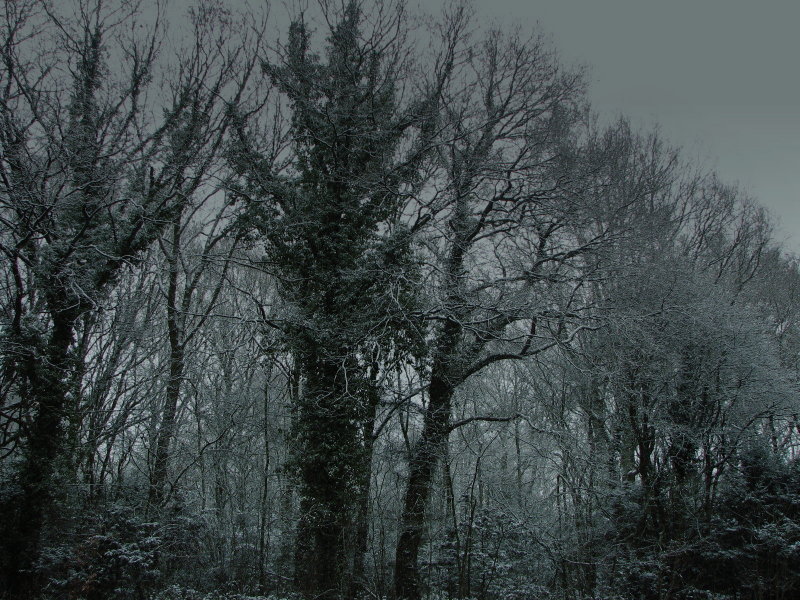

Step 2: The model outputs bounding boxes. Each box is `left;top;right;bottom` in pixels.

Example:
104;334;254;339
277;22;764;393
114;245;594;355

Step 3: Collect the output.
1;2;798;600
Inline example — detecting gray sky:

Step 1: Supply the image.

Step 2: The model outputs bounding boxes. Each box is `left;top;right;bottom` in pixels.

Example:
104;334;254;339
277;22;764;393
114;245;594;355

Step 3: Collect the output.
469;0;800;253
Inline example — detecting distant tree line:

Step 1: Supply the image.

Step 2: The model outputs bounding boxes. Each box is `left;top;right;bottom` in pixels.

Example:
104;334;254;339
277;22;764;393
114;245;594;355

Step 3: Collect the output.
1;1;798;600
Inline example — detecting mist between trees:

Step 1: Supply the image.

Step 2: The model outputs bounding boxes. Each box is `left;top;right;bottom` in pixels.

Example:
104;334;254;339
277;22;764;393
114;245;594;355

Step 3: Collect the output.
1;1;798;599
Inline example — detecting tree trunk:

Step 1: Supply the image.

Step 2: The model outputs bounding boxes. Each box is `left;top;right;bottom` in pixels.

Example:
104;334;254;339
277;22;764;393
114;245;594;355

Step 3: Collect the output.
259;371;273;591
349;380;379;600
148;338;184;507
394;358;456;600
149;220;185;508
1;311;75;597
294;354;365;600
396;187;469;600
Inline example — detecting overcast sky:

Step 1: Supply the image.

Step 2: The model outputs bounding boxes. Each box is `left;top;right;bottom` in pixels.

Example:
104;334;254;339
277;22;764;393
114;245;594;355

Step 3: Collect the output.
465;0;800;253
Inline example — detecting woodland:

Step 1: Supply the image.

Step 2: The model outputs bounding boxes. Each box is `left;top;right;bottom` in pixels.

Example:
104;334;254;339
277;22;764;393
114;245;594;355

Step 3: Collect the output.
1;1;799;599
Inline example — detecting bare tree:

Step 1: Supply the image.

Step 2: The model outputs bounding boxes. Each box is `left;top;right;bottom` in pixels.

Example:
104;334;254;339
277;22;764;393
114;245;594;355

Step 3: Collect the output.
0;0;261;593
392;9;596;598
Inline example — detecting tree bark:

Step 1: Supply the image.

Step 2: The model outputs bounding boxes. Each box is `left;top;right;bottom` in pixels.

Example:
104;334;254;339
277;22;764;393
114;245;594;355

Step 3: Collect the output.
293;354;363;600
149;220;185;508
394;323;459;600
1;310;75;597
349;378;380;600
396;187;468;600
